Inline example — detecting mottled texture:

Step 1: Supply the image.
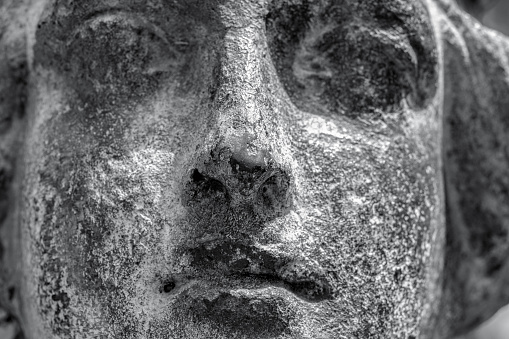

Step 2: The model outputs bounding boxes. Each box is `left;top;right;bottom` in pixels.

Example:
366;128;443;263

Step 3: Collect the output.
0;0;507;338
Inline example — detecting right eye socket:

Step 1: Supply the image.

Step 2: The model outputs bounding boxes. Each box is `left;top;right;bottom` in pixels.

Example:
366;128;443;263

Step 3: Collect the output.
36;13;190;104
68;16;187;101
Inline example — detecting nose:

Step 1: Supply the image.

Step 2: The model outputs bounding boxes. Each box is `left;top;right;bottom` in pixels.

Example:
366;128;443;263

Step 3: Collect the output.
182;136;293;222
180;23;295;236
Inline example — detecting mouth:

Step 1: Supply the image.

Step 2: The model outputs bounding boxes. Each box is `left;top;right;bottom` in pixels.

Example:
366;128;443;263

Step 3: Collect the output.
165;241;335;303
154;241;336;337
165;270;333;304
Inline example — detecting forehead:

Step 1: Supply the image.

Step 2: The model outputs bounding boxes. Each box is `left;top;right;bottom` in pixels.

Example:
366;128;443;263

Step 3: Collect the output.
47;0;430;23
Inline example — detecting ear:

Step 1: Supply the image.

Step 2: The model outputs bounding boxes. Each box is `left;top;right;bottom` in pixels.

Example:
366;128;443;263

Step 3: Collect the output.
435;1;509;336
0;0;29;326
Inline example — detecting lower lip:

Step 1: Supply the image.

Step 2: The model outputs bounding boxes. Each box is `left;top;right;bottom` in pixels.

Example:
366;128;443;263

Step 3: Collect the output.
167;279;302;336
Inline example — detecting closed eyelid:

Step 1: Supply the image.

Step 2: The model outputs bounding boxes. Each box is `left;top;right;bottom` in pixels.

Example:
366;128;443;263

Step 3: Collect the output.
299;19;418;71
353;26;418;67
68;10;171;46
31;6;196;105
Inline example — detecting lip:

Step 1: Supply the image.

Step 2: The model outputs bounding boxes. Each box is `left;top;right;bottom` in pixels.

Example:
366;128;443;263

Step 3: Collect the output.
170;240;335;303
167;275;296;300
165;271;332;303
158;256;332;337
166;277;302;337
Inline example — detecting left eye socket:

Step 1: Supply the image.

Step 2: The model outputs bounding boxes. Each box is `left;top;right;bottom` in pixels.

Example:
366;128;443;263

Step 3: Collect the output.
266;4;427;119
292;23;417;116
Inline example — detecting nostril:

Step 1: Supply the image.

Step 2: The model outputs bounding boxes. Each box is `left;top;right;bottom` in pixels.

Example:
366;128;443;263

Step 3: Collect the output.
191;168;206;183
256;171;292;216
259;187;272;208
259;176;279;207
206;179;225;193
184;169;228;205
160;279;176;293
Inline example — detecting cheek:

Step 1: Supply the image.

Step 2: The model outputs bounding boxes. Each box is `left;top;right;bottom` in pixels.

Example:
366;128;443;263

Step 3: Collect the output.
291;126;442;329
69;150;181;286
19;127;188;335
17;68;210;332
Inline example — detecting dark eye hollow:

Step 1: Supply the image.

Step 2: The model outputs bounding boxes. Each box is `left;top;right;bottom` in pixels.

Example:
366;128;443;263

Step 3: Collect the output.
265;4;432;118
65;21;163;104
34;12;190;107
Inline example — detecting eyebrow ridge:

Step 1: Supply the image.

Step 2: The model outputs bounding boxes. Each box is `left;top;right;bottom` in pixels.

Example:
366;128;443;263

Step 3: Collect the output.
67;9;171;46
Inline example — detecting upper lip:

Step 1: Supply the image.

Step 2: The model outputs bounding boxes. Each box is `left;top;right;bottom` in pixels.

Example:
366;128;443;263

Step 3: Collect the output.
178;240;334;303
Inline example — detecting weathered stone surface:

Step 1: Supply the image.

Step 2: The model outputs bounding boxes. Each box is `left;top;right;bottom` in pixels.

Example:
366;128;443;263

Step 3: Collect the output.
0;0;507;338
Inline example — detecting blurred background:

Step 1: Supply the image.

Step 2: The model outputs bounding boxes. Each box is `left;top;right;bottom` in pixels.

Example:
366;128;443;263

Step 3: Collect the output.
454;0;509;338
463;305;509;339
458;0;509;35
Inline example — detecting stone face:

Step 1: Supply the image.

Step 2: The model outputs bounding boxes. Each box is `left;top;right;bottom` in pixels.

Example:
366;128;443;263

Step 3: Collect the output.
0;0;507;338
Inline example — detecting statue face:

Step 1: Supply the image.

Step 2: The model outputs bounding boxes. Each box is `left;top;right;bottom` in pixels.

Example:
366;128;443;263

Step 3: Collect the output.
13;0;442;338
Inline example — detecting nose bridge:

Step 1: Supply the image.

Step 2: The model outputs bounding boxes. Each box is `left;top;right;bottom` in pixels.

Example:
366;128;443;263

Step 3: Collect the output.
215;25;269;133
210;24;282;173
